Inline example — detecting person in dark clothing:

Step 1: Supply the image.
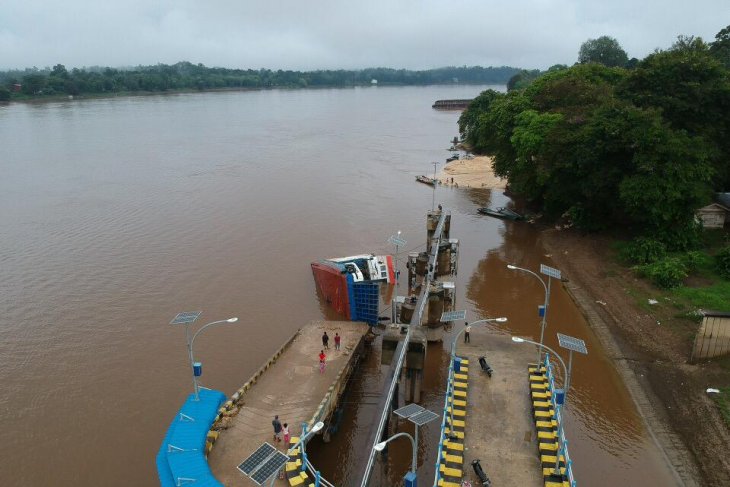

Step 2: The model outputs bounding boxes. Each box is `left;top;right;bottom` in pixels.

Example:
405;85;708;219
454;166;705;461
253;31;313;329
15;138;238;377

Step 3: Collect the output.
272;415;282;442
322;331;329;349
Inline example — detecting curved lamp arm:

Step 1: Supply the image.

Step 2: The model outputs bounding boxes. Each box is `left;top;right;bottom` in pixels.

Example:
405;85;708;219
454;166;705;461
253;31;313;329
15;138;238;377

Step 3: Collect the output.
512;336;569;394
374;431;417;473
190;317;238;356
507;264;547;295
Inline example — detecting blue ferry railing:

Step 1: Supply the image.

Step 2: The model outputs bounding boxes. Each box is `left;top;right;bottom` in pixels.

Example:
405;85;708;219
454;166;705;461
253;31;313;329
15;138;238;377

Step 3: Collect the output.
432;356;455;487
544;353;577;487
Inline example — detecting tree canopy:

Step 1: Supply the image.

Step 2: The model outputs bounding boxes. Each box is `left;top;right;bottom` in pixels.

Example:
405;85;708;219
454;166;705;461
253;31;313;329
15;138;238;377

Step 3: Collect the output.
578;36;630;67
460;26;730;248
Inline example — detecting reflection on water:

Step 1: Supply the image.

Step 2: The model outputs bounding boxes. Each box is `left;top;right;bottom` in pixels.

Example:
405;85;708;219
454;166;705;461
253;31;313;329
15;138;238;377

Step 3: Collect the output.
0;87;675;486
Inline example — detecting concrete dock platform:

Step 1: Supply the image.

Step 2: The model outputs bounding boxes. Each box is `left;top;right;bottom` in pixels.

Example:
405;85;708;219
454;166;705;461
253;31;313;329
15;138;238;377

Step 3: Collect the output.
208;320;369;486
453;326;543;487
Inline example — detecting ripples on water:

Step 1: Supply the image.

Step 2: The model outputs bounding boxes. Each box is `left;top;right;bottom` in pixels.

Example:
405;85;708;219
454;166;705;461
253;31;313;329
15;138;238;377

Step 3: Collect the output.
0;87;675;486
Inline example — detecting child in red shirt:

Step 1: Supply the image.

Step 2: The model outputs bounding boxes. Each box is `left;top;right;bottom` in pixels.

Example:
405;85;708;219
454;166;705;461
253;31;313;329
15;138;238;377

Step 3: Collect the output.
318;350;326;374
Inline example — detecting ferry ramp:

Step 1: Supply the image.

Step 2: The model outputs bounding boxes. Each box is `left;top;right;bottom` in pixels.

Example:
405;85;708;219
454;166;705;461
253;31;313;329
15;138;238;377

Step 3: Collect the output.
438;326;543;487
207;320;369;486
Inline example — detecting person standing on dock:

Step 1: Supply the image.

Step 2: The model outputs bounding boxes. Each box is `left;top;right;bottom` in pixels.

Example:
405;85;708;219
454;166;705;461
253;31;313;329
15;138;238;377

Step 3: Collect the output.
282;423;290;446
272;415;282;443
334;333;341;351
464;322;471;343
322;331;330;349
319;350;327;374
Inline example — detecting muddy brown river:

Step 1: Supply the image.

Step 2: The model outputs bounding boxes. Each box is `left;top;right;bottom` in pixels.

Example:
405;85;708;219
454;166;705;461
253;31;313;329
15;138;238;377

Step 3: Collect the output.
0;86;677;486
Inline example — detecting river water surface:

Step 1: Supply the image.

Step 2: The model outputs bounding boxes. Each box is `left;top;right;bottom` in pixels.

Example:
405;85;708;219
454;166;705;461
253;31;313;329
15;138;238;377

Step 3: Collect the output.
0;86;677;486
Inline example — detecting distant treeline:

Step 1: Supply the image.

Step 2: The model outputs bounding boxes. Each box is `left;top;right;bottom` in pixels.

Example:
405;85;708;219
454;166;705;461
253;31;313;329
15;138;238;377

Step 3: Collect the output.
0;63;520;100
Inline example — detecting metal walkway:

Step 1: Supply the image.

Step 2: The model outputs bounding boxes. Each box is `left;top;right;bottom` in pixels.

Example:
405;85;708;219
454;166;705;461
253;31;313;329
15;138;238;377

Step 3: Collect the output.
359;210;449;487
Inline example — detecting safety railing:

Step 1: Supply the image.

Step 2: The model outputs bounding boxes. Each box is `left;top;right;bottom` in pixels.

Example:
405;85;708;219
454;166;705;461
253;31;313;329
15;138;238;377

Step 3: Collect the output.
305;458;336;487
544;353;576;487
432;356;455;487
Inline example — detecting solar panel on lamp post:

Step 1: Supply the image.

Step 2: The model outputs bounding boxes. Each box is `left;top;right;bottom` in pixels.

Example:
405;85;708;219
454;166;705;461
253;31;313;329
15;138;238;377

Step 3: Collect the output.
556;332;588;399
393;404;439;480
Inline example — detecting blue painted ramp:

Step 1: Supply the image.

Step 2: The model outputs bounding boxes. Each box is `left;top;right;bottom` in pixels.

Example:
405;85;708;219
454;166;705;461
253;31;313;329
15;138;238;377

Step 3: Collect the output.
157;389;227;486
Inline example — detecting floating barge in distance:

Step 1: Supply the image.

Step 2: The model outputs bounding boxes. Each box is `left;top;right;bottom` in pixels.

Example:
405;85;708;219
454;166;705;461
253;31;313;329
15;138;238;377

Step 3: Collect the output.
432;99;473;110
311;254;394;325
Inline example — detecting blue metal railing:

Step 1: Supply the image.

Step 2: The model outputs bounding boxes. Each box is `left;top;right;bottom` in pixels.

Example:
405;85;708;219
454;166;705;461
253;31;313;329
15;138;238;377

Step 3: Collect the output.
544;353;576;487
432;357;455;487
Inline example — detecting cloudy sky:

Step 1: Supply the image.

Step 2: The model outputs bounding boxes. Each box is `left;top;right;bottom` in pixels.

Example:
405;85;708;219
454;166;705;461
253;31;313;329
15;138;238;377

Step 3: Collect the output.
1;1;728;71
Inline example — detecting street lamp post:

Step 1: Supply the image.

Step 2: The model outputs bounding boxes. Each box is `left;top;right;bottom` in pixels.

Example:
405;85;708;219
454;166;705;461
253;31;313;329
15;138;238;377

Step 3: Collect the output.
374;432;418;486
431;161;439;211
171;312;239;401
188;317;238;400
507;264;561;362
389;231;407;324
293;421;324;474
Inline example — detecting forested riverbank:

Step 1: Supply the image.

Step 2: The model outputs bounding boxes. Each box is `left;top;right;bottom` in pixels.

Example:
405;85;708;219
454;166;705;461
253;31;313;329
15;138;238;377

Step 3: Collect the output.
0;62;519;101
459;25;730;485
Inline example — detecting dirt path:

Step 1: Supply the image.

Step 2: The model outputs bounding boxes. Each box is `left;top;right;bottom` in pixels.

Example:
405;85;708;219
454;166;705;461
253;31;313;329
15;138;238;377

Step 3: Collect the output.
541;229;730;487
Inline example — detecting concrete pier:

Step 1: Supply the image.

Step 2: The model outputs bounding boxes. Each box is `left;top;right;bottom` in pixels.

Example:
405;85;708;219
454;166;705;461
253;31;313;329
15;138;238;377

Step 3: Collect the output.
208;320;369;486
443;325;543;487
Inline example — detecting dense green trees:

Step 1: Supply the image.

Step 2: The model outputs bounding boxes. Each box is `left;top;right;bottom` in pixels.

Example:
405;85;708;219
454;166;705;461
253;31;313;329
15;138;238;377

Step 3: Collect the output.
0;62;520;99
578;36;630;67
460;26;730;248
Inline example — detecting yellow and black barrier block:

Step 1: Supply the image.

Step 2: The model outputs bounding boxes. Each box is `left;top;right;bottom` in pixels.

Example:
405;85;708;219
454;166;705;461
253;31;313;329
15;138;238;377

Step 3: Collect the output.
285;436;313;487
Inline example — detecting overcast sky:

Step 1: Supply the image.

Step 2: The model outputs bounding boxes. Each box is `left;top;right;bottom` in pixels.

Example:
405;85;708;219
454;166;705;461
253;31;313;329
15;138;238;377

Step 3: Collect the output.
1;1;728;71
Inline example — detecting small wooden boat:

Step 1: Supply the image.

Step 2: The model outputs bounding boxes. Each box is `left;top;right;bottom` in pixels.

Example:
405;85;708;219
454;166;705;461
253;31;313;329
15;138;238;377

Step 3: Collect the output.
477;206;524;221
416;175;436;186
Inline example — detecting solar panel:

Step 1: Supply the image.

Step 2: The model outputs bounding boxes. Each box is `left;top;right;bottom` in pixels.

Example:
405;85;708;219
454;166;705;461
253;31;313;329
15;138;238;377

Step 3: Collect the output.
250;451;289;485
237;443;276;475
540;264;562;280
409;409;440;426
170;311;202;325
441;310;466;322
557;333;588;355
389;235;407;247
394;403;425;419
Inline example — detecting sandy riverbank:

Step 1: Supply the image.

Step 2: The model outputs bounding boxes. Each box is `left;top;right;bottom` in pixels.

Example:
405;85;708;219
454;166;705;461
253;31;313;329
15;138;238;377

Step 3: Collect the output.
436;155;506;189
